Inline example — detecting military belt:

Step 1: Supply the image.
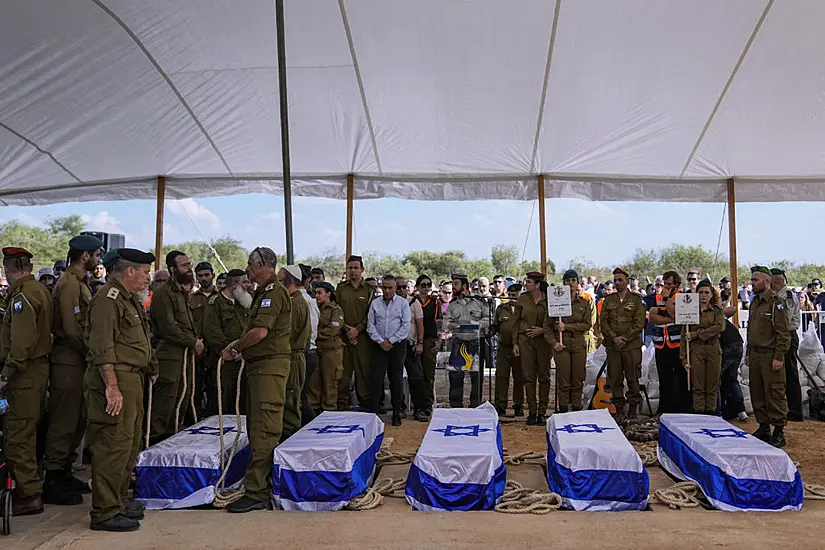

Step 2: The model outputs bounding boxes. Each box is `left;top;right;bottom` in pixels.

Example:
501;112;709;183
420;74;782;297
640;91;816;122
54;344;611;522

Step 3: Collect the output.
29;355;49;366
291;348;308;355
245;353;291;365
750;346;775;354
113;364;144;373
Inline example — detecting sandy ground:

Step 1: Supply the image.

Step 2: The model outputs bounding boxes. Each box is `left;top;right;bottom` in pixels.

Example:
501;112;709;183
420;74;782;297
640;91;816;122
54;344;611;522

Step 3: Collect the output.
6;369;825;549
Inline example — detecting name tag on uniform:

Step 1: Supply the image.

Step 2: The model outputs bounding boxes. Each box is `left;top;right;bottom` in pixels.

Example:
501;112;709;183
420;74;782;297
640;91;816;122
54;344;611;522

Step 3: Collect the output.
73;306;81;314
261;299;271;308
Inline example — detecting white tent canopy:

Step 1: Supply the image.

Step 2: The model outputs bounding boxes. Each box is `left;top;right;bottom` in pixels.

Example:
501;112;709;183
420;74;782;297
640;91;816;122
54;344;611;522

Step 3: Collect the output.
2;0;824;206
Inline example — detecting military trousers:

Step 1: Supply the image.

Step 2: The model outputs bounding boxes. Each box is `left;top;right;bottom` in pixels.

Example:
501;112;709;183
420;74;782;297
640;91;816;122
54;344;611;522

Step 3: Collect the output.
337;335;372;411
494;344;523;410
219;358;247;415
421;336;439;411
281;352;306;441
309;347;343;411
749;350;788;427
554;336;587;410
685;341;722;413
43;359;86;472
518;335;552;415
3;359;49;497
150;351;195;441
606;347;642;410
244;357;289;502
301;350;317;426
85;366;144;523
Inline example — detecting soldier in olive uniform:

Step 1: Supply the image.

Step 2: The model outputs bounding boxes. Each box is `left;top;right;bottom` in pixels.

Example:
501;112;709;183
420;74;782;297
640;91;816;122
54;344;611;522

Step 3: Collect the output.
747;266;791;447
512;272;551;425
492;284;524;417
202;269;251;414
190;261;217;415
336;255;374;411
544;270;595;412
43;234;104;505
310;282;344;413
0;247;53;516
84;248;156;532
599;267;645;422
220;247;291;513
148;251;203;442
278;265;310;441
681;279;726;414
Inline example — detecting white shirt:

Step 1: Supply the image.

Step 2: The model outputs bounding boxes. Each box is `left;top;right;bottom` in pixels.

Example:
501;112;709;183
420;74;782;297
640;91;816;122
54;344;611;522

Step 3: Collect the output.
367;294;411;345
300;288;320;349
408;297;424;342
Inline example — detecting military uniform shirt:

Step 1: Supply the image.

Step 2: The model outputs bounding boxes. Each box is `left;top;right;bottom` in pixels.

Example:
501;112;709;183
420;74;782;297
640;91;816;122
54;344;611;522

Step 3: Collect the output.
202;292;250;352
0;274;53;379
317;301;345;351
545;293;595;346
190;286;217;338
747;289;791;362
336;279;373;334
52;269;92;365
599;291;645;350
86;278;157;374
776;285;801;331
289;290;311;352
150;279;197;351
493;300;519;346
512;293;547;336
243;274;291;361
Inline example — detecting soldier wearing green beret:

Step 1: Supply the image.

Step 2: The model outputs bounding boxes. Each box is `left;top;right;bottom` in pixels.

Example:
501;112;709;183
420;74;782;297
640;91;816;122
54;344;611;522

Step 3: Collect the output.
43;234;104;506
747;266;792;447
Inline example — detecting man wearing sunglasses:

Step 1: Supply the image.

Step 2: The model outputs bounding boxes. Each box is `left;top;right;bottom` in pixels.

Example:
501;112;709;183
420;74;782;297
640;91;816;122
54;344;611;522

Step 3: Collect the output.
415;275;440;417
686;269;700;293
491;275;507;298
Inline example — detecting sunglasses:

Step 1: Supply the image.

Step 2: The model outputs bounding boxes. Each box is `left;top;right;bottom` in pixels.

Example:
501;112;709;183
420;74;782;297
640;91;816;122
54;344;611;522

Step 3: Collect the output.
688;278;698;282
442;291;452;294
419;282;432;288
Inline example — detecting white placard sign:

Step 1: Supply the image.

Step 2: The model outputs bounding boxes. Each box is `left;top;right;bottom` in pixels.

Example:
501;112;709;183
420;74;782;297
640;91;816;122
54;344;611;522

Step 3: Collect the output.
675;293;700;325
547;285;573;318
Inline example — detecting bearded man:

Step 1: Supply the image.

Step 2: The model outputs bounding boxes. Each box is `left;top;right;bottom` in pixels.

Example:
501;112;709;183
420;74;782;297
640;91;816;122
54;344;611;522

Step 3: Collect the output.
202;269;252;414
148;251;204;443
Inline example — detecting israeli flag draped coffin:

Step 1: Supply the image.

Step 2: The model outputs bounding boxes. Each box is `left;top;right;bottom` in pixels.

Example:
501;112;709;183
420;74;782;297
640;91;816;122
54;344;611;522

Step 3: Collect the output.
272;411;384;511
658;414;803;512
406;402;505;511
135;415;250;509
547;409;649;511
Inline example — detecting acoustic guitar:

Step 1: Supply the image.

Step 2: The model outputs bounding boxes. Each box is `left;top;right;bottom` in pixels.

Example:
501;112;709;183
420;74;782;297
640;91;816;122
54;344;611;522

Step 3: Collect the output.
592;376;616;414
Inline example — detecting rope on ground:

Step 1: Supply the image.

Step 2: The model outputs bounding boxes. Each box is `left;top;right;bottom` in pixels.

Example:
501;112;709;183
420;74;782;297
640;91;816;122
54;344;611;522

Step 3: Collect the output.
345;488;384;510
622;418;659;443
373;477;407;498
651;481;703;510
376;449;417;467
634;444;658;467
804;484;825;501
213;358;247;508
494;480;563;515
503;451;546;466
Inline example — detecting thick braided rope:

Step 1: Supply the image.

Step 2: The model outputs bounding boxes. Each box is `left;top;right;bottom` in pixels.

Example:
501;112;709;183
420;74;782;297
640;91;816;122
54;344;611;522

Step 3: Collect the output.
213;358;247;508
144;378;154;449
804;484;825;500
188;351;199;425
495;480;562;514
503;451;546;466
651;481;702;510
373;477;407;498
174;348;189;433
376;449;417;467
345;488;384;510
634;444;658;467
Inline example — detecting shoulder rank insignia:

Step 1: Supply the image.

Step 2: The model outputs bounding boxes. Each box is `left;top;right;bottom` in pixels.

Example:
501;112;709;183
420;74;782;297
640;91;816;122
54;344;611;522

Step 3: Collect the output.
106;287;120;300
208;294;218;305
265;283;275;291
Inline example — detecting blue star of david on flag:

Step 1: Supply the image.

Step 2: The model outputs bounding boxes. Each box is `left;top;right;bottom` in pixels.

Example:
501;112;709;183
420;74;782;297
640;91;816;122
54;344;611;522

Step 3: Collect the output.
306;424;366;438
556;423;615;434
694;428;748;439
185;425;238;436
432;424;492;437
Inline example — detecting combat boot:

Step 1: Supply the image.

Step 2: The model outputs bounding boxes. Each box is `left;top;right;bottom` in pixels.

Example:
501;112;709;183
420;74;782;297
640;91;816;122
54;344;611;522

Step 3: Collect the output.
535;414;546;426
12;493;44;516
627;404;638;420
769;426;787;449
90;513;140;532
123;497;146;520
752;424;771;442
513;406;525;417
613;408;626;425
526;413;538;426
43;471;83;506
62;467;92;494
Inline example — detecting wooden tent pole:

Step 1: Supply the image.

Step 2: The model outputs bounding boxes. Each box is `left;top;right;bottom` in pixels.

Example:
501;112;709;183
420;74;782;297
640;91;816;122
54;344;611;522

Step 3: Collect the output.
727;178;739;327
538;174;547;273
345;174;354;263
154;175;166;270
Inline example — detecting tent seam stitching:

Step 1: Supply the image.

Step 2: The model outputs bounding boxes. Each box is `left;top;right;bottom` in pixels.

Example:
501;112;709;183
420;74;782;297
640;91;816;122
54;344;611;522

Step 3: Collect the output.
0;121;83;184
530;0;562;174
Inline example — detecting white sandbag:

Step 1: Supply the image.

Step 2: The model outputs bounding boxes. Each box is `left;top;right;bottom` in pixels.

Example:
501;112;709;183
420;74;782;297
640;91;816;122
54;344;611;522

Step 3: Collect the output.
801;385;811;405
585;346;607;386
642;345;659;399
640;398;659;417
798;325;825;378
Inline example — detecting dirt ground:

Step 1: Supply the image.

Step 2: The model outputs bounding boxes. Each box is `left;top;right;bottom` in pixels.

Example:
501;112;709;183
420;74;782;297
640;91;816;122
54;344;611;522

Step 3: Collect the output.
7;370;825;549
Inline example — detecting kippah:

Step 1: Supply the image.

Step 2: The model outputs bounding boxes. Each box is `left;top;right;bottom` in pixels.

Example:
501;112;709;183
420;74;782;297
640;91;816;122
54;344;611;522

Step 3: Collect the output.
284;265;302;281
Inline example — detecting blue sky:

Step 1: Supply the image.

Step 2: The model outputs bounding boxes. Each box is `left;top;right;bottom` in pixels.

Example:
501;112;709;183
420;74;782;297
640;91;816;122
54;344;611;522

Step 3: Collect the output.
2;195;822;267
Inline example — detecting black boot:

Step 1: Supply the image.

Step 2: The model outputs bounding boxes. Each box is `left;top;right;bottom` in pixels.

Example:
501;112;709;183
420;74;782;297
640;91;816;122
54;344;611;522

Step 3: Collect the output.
413;410;428;422
226;495;269;513
535;414;546;426
90;513;140;532
769;426;787;448
526;413;537;426
43;470;84;506
752;423;771;442
392;413;402;427
495;406;507;417
123;497;146;520
62;467;92;494
513;406;525;417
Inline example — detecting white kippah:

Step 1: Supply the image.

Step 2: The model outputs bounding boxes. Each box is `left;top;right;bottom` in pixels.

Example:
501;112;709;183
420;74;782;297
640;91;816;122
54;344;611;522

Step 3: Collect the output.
284;265;302;281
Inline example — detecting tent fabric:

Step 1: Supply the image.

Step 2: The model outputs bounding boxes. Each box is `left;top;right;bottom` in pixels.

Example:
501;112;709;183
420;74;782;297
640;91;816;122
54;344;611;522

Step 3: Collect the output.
2;0;825;205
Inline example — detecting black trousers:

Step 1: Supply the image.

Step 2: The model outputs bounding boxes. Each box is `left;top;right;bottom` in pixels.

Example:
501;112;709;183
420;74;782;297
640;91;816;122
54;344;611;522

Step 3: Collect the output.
785;331;804;421
656;346;691;414
448;338;484;408
371;342;406;415
719;344;746;419
302;350;318;425
404;342;427;412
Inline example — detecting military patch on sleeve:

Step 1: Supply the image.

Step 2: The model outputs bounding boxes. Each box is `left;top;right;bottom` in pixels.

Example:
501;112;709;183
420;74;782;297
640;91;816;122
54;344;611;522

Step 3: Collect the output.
13;300;23;313
106;287;120;300
261;299;271;308
73;306;81;314
265;283;274;291
332;321;340;327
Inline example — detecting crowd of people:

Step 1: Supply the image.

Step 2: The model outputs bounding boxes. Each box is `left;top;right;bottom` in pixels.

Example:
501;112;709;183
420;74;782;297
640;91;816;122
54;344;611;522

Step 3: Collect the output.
0;238;813;532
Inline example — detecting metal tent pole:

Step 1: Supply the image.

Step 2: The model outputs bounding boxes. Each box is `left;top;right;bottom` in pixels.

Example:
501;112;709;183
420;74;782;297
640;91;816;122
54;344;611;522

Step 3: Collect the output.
275;0;294;264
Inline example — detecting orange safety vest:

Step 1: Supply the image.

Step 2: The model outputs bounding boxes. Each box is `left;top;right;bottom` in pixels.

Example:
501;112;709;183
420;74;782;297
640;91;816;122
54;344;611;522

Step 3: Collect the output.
651;293;681;349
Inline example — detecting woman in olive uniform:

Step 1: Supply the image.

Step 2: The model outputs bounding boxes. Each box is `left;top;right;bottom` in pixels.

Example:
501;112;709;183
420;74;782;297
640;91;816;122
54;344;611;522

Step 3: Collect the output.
513;272;551;425
681;279;725;414
310;282;345;413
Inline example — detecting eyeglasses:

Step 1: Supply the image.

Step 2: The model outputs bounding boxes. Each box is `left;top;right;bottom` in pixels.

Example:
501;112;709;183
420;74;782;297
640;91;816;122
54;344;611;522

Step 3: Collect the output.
688;278;698;282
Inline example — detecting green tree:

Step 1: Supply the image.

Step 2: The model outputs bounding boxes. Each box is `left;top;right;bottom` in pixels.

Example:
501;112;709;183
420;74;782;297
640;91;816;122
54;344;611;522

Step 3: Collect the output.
157;237;249;273
46;215;85;236
491;244;519;276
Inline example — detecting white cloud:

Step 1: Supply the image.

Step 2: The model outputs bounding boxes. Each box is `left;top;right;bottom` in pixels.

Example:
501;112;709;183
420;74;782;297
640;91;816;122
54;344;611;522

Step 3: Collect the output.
16;213;39;226
81;211;121;233
167;199;222;233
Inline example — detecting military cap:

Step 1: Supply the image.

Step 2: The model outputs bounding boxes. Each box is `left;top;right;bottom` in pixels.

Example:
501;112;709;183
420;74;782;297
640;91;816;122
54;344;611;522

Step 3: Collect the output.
118;248;156;265
562;269;580;282
720;276;731;283
612;267;629;278
696;278;713;290
2;247;33;260
451;273;470;284
38;267;55;279
750;266;771;276
316;281;335;293
68;234;104;252
525;271;545;281
283;265;302;281
195;261;213;272
770;268;785;276
101;249;120;267
53;259;67;270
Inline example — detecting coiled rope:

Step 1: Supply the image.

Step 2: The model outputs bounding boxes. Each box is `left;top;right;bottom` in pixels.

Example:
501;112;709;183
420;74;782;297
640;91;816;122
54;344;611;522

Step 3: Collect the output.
212;357;247;508
503;451;545;466
344;478;408;510
804;484;825;500
174;348;199;433
622;418;659;443
634;444;658;467
376;449;417;467
651;481;703;510
494;480;563;514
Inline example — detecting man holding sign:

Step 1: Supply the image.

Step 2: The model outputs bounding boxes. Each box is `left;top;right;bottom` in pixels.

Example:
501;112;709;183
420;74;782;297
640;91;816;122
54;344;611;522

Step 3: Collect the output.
599;268;645;422
544;270;595;412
